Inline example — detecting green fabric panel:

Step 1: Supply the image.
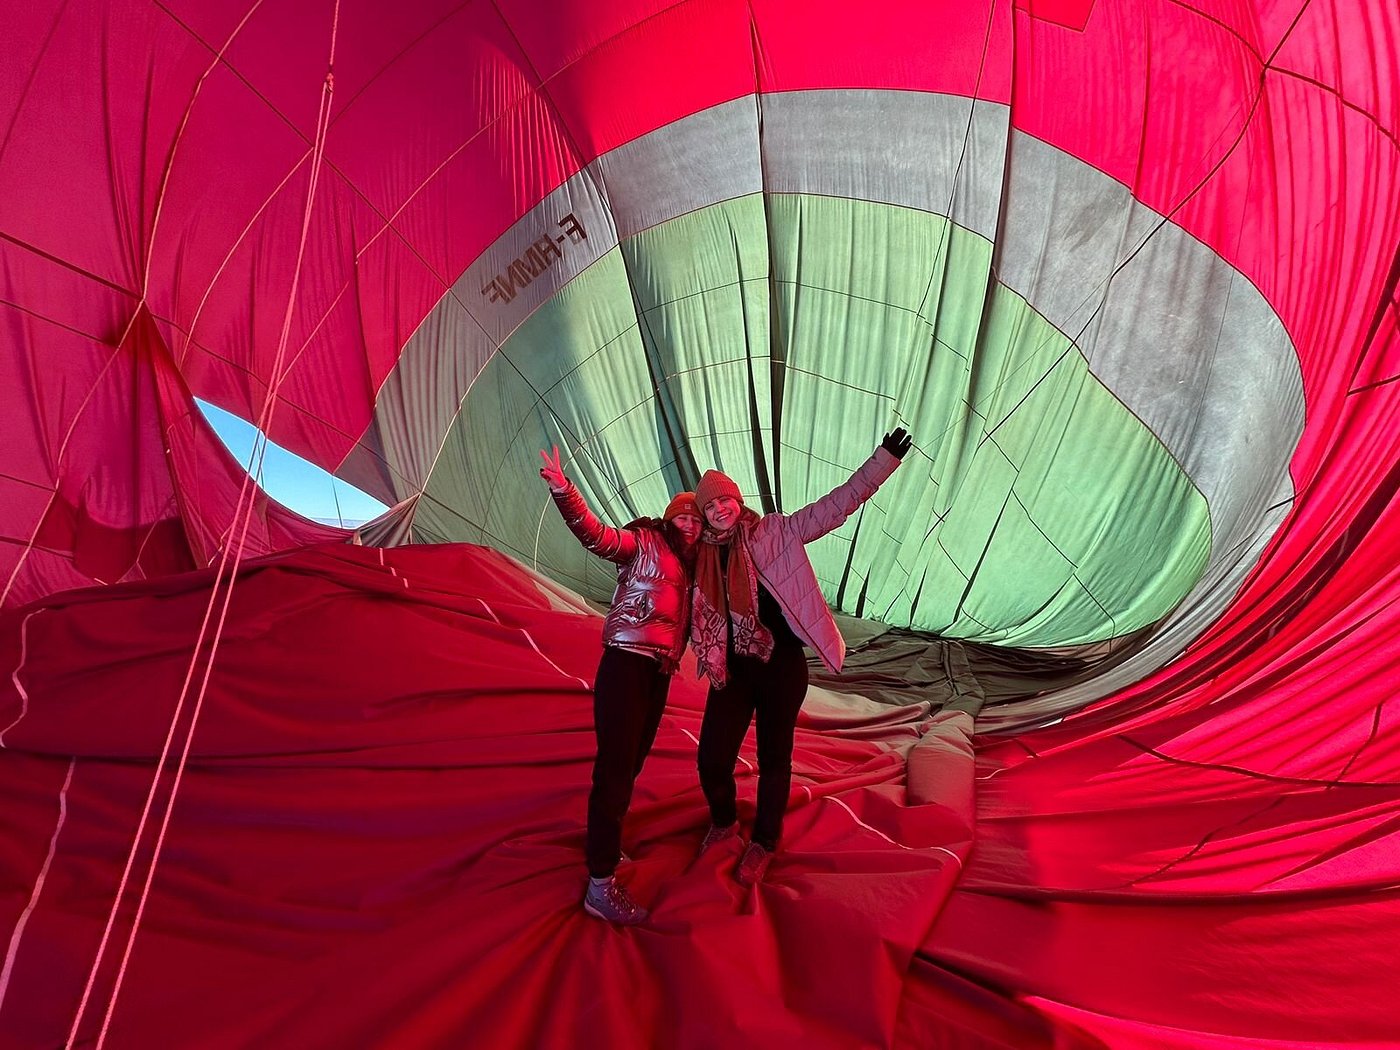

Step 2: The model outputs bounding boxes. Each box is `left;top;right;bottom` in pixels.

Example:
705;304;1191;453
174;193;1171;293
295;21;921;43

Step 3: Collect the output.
427;193;1212;646
420;251;661;597
621;197;775;504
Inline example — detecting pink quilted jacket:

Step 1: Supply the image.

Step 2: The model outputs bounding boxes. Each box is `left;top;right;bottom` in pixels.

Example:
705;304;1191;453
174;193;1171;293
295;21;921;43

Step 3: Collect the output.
743;446;901;671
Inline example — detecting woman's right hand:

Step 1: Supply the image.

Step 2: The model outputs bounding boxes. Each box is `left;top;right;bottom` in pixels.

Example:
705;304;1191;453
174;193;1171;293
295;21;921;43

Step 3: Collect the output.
539;446;568;492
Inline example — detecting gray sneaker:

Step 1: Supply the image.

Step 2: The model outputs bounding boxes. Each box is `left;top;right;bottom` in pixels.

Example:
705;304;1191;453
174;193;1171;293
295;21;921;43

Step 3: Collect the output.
583;878;648;926
697;821;739;857
736;841;772;886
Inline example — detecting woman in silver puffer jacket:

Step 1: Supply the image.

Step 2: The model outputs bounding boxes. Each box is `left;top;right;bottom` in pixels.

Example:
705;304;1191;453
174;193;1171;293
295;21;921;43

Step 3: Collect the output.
540;446;702;927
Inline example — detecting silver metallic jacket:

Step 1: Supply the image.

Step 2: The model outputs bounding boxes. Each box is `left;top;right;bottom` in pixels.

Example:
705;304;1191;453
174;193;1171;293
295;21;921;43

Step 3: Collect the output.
551;482;691;670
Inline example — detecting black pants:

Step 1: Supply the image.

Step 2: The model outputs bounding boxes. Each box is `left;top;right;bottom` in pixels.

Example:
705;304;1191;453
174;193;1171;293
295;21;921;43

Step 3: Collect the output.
696;643;809;850
585;647;671;878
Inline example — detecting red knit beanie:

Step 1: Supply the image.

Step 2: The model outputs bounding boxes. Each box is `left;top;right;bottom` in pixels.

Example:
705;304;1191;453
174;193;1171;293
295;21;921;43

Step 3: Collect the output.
663;491;699;521
694;470;743;512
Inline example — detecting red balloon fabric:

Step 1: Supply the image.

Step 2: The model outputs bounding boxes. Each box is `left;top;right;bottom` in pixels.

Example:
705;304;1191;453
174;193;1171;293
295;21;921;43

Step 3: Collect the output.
5;0;1396;607
2;0;1399;1047
1;544;972;1048
3;528;1396;1047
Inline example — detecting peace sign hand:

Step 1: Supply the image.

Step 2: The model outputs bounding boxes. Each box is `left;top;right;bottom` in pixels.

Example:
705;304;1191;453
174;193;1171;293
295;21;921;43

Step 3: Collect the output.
539;446;569;492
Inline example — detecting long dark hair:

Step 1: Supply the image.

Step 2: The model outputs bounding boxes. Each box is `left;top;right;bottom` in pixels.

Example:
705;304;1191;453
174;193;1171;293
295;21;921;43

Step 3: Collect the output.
659;519;699;568
624;516;698;567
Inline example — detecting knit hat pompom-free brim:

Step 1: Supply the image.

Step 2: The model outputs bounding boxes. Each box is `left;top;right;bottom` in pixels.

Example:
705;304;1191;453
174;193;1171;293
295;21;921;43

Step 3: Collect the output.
695;470;743;512
663;492;699;521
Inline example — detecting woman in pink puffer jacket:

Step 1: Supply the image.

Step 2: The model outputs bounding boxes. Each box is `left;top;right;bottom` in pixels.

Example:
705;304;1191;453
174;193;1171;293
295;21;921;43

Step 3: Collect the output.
689;428;913;885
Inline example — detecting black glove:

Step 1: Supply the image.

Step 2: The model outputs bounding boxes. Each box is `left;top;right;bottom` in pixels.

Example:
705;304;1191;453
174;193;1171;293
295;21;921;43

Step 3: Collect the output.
881;427;913;459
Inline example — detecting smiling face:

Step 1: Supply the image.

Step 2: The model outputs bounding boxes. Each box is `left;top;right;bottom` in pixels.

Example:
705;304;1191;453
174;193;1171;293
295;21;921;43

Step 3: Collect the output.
671;511;703;544
703;495;742;532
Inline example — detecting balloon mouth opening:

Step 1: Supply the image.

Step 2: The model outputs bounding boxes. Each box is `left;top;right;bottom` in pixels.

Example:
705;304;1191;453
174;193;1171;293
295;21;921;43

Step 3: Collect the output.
820;614;1159;726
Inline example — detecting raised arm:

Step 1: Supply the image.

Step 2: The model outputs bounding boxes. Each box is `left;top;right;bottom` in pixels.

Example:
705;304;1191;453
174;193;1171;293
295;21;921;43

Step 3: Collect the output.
540;446;639;564
786;428;912;544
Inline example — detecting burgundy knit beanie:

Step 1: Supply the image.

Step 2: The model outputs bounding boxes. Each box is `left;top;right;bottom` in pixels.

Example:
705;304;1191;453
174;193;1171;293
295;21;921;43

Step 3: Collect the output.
694;470;743;512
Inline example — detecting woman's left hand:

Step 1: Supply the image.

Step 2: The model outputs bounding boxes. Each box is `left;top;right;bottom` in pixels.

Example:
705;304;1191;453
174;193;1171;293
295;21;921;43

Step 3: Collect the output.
881;427;913;459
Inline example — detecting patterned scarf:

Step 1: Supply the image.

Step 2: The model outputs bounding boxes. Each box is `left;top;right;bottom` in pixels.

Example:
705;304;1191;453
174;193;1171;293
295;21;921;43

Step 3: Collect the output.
691;513;773;688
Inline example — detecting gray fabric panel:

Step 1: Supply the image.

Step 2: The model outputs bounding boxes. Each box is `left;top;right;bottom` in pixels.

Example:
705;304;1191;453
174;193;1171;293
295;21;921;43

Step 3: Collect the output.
588;96;763;238
759;90;1008;241
996;132;1305;549
983;133;1303;724
456;173;618;346
342;295;495;496
350;172;617;503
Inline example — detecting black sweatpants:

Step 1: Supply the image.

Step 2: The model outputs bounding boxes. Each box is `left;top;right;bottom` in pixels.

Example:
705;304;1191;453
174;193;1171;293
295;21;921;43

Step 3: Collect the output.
585;646;671;878
696;643;809;850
